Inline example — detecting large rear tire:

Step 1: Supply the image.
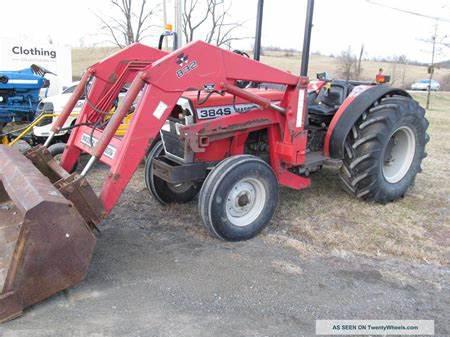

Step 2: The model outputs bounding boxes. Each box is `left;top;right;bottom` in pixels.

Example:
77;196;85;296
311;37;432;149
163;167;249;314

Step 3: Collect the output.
198;155;278;241
144;141;200;205
339;95;429;203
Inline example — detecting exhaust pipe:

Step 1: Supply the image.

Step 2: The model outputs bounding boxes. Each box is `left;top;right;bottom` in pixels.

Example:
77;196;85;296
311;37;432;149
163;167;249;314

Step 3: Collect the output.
300;0;315;77
253;0;264;61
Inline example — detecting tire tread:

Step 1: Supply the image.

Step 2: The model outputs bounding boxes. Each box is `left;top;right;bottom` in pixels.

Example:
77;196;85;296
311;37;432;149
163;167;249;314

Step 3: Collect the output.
339;95;429;203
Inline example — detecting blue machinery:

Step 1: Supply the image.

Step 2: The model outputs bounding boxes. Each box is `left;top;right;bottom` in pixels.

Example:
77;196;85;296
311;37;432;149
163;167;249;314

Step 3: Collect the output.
0;64;54;125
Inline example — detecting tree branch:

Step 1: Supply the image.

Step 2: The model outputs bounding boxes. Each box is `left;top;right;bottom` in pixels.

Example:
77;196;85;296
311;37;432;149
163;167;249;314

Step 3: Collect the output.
97;0;159;47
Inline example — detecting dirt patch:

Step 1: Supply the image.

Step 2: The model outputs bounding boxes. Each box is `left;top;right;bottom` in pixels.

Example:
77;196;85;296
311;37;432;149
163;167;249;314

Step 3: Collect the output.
271;260;303;275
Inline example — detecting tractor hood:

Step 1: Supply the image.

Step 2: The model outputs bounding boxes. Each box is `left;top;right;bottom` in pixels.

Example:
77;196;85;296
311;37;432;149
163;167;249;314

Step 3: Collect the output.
0;68;47;90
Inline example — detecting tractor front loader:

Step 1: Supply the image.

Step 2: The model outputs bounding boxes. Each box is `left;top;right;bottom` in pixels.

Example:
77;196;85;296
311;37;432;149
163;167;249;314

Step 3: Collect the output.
0;39;305;322
0;0;428;323
0;43;167;321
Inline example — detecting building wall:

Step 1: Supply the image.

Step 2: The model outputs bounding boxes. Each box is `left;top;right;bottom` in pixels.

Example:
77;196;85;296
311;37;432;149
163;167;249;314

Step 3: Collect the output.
0;36;72;96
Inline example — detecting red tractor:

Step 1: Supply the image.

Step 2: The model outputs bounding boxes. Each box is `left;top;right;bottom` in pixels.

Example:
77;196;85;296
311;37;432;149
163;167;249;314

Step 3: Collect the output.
0;0;428;322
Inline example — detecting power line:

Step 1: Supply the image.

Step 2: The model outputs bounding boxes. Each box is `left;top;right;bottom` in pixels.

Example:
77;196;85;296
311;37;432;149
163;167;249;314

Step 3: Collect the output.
365;0;450;23
366;0;449;109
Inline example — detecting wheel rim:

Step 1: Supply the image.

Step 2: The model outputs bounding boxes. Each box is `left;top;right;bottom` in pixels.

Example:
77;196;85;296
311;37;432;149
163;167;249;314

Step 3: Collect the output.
54;154;62;163
167;182;194;193
226;177;266;227
382;126;416;183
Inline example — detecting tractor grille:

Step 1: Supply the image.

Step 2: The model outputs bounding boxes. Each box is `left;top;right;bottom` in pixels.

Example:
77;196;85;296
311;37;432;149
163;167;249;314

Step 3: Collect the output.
160;121;185;161
161;130;185;160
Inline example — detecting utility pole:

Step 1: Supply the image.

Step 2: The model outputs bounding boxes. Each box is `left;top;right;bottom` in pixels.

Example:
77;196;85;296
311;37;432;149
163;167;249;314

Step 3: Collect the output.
162;0;169;50
174;0;183;48
366;0;450;109
426;23;438;109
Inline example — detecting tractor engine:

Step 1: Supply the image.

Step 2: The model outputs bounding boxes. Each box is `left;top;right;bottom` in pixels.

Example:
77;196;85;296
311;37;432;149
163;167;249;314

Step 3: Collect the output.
159;81;356;166
159;88;284;164
0;64;53;127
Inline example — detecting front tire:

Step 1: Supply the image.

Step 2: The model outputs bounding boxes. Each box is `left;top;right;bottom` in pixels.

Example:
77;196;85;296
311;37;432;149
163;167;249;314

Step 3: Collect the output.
198;155;278;241
339;95;429;203
48;142;66;160
48;142;78;173
144;141;200;204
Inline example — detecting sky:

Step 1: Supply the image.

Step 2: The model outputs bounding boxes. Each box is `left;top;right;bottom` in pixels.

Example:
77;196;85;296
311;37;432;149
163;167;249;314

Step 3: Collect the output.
1;0;449;63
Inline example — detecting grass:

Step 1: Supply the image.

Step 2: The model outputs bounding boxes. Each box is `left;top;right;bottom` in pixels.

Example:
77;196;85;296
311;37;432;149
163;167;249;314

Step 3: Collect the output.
260;52;449;88
268;92;450;266
72;48;450;266
72;47;449;88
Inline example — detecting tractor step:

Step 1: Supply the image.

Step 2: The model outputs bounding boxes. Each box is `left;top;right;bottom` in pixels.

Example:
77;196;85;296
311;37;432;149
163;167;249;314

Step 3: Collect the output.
153;156;208;184
303;151;342;168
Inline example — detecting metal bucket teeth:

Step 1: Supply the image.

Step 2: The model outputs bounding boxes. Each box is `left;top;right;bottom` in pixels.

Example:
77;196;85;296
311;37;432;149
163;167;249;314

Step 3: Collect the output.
0;145;97;323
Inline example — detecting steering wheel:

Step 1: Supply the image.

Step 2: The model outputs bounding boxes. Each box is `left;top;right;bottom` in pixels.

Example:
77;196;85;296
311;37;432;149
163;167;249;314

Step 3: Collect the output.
233;50;251;88
233;49;250;58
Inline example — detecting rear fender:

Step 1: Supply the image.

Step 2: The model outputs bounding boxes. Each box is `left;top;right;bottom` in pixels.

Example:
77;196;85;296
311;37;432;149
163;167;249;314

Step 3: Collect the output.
324;85;410;159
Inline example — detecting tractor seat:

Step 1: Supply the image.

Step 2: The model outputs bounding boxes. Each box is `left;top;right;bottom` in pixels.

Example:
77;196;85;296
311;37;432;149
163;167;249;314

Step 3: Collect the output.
308;102;337;116
308;82;351;125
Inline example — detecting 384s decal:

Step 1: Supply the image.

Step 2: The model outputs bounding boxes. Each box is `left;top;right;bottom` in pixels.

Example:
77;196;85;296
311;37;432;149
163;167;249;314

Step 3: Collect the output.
196;103;261;119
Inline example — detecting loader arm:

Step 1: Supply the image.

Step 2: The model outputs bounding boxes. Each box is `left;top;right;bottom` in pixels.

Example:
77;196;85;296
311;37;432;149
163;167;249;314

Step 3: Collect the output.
54;43;167;170
0;41;309;322
0;43;167;323
60;41;309;214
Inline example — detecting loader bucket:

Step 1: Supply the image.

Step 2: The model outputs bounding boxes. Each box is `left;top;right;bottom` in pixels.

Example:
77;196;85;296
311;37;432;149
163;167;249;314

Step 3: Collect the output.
0;145;97;322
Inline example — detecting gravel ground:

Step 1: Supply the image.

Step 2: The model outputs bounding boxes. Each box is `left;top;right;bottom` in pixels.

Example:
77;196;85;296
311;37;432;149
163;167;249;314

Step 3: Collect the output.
1;163;449;337
1;94;449;337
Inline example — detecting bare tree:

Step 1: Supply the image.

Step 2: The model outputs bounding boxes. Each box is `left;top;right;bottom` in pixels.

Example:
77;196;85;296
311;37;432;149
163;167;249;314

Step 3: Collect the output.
183;0;211;43
355;44;364;80
183;0;249;48
98;0;160;47
390;55;408;88
337;46;357;80
398;55;408;87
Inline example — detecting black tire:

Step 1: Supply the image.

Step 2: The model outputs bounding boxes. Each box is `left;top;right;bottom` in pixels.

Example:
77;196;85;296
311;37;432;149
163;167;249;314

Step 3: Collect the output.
48;142;78;173
48;142;66;158
144;141;200;204
339;95;429;203
198;155;278;241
